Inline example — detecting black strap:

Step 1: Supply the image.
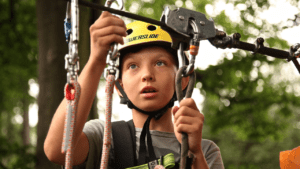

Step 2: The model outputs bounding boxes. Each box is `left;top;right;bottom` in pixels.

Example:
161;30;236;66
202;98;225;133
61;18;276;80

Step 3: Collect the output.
112;120;136;168
127;120;137;166
138;115;157;165
115;81;175;119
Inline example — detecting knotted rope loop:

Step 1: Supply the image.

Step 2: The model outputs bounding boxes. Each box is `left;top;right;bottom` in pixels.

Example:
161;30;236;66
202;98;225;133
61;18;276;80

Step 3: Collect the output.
62;81;81;169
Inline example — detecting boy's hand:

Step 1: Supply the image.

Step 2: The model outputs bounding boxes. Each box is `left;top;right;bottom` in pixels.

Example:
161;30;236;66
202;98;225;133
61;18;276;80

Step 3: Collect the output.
89;11;127;66
172;98;204;155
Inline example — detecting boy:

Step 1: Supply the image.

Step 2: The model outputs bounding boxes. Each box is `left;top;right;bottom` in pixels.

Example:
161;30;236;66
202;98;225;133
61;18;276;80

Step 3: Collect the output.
44;11;224;169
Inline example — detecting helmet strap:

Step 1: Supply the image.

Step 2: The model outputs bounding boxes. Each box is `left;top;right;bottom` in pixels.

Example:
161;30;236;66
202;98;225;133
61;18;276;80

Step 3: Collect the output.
115;81;176;164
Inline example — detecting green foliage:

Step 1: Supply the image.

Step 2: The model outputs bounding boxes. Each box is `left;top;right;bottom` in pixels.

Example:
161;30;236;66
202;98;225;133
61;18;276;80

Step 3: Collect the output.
198;52;299;142
0;135;36;169
0;0;37;168
0;0;37;112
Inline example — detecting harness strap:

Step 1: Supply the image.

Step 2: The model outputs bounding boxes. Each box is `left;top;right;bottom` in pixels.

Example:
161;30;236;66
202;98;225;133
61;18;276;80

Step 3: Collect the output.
138;115;156;164
112;120;136;168
111;120;180;169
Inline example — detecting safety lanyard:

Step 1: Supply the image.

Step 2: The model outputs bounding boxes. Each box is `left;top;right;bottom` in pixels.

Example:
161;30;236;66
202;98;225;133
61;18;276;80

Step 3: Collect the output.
62;1;81;169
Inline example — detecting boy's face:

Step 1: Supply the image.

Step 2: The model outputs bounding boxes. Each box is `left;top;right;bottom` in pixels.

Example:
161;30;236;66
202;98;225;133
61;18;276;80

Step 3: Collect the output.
119;46;177;112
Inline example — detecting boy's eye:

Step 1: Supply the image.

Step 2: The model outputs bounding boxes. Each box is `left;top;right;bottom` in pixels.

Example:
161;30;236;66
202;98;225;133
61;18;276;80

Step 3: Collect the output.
129;64;137;69
156;61;165;66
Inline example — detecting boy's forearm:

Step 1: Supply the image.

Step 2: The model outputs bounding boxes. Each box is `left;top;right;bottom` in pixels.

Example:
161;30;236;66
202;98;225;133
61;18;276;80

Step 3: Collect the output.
192;151;209;169
44;57;105;163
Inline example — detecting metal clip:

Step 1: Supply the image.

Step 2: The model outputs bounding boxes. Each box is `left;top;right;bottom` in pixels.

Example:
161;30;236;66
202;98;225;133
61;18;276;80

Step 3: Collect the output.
64;2;71;43
160;7;216;50
184;19;200;76
178;43;186;69
104;51;120;81
103;0;124;81
105;0;124;10
252;37;264;55
232;33;241;47
148;160;159;169
64;0;80;85
288;43;300;61
208;30;241;49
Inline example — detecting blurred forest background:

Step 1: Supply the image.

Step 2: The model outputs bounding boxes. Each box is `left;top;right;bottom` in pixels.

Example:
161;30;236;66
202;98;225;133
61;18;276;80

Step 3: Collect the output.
1;0;300;168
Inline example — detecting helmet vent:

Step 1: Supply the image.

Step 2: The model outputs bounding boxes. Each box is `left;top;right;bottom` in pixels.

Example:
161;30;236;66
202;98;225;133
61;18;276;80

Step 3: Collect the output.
126;29;133;36
147;25;156;31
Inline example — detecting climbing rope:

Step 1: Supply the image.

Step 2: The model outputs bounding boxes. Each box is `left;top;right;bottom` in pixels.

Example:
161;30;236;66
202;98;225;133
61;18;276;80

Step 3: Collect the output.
100;1;123;169
62;0;81;168
62;82;81;168
100;75;115;169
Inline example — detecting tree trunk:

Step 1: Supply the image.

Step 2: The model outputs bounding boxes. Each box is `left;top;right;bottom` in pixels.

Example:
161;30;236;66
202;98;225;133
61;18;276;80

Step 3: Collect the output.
36;0;67;168
88;0;103;120
79;3;99;120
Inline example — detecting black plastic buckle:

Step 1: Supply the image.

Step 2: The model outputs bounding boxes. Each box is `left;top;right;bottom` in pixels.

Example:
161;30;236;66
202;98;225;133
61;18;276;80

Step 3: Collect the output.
148;159;159;169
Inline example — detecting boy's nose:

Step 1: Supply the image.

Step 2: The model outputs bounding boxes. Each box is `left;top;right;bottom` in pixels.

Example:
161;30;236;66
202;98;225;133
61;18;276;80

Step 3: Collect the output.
141;69;155;82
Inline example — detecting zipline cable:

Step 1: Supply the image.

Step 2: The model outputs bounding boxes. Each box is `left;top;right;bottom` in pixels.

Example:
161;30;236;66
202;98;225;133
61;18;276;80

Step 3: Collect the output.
62;0;300;72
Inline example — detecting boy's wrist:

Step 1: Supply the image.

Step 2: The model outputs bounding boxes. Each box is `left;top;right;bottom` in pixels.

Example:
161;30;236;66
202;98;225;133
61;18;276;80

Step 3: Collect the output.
191;149;210;169
88;54;107;70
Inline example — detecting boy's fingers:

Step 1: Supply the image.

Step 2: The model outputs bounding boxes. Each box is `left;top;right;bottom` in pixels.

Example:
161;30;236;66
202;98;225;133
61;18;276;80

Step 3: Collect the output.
176;123;196;134
99;11;113;19
173;106;194;120
98;34;125;46
92;14;126;31
175;116;195;127
91;26;127;39
179;98;198;110
92;17;126;31
172;106;179;115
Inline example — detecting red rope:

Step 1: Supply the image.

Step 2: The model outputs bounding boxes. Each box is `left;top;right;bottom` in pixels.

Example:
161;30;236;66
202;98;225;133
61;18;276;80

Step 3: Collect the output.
62;81;81;169
100;75;115;169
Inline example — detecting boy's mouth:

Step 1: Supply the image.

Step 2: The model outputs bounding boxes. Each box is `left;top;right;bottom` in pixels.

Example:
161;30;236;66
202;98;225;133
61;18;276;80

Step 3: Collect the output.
141;86;158;94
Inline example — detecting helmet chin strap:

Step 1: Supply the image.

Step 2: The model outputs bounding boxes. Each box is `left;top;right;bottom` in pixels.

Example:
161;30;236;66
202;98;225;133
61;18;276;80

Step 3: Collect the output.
115;81;176;164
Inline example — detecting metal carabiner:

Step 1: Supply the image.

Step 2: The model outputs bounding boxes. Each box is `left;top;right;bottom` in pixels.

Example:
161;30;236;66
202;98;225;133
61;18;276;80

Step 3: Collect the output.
64;2;71;43
184;19;200;76
105;0;124;10
175;66;196;102
178;43;187;69
105;0;124;59
64;0;80;84
104;0;124;81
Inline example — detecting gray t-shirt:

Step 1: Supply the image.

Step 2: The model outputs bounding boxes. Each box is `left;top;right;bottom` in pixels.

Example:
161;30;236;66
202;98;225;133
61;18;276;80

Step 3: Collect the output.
74;119;224;169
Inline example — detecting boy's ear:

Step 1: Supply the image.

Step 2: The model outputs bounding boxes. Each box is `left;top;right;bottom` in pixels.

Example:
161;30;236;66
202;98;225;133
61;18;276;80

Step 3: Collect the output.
115;79;124;97
181;76;190;91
